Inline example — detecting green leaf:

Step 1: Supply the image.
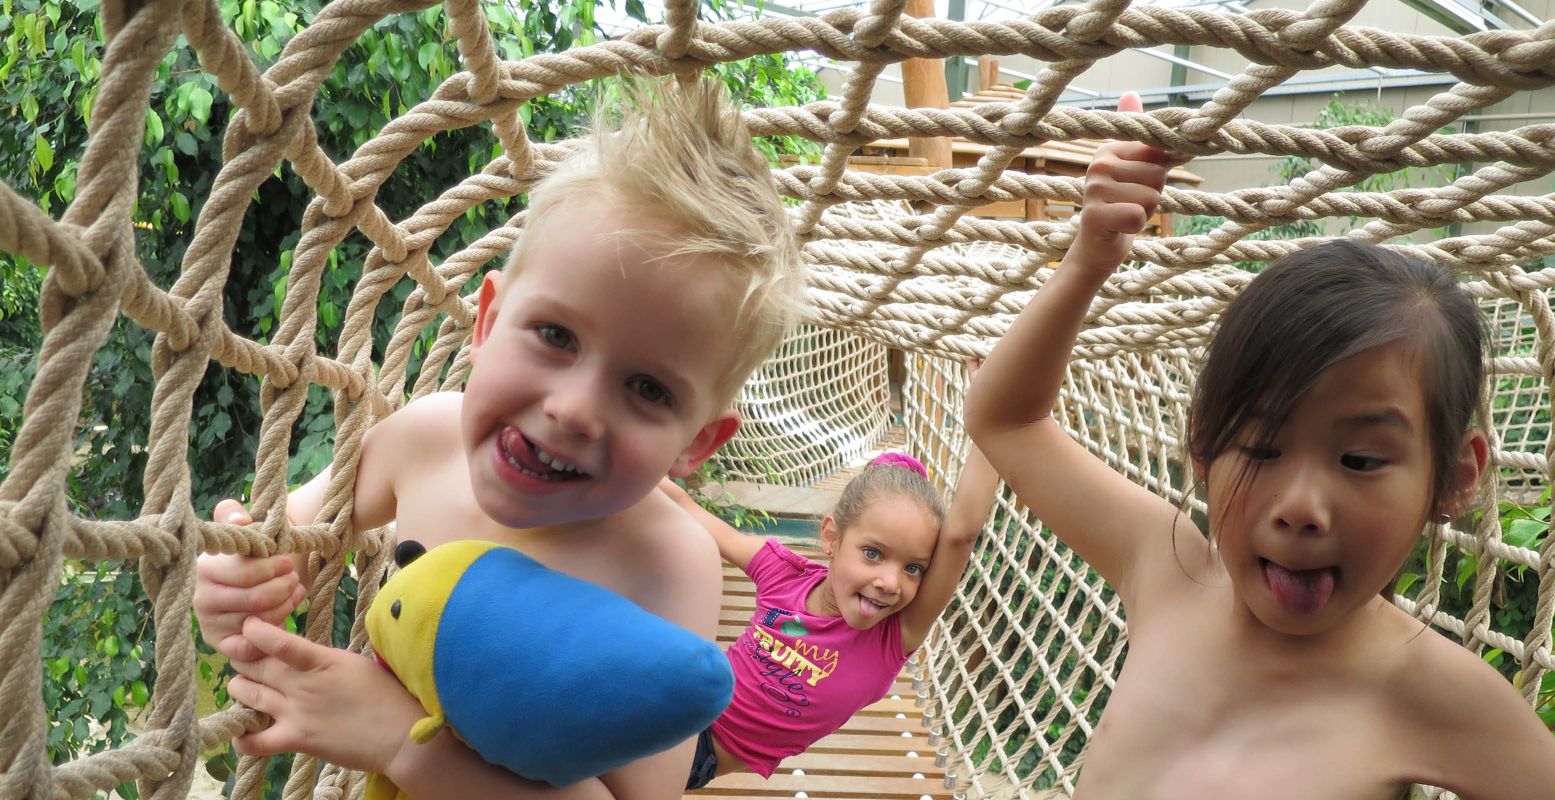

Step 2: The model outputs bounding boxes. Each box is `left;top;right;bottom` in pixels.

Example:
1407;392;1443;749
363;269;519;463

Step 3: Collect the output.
144;110;163;147
170;191;190;224
174;131;197;156
32;133;52;173
1504;518;1546;550
417;41;439;71
131;679;149;707
188;83;213;125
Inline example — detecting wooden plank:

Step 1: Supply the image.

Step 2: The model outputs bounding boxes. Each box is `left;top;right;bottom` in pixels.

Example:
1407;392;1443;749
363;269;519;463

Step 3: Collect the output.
693;772;947;798
773;752;943;777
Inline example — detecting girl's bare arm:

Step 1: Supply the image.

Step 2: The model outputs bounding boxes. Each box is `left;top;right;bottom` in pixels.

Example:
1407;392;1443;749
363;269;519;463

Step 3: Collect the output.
964;110;1198;611
898;440;1000;652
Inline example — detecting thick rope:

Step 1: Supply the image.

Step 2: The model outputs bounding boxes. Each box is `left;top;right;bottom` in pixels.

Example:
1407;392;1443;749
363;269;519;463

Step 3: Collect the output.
0;2;1553;798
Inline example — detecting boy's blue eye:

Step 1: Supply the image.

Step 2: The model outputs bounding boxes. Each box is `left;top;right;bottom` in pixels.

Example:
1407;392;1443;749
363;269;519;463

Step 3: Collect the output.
1341;453;1385;471
537;324;573;350
863;547;880;560
630;377;672;407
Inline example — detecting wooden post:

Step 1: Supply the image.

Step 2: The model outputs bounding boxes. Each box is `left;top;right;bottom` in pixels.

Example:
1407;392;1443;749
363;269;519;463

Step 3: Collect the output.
978;56;1000;91
901;0;952;169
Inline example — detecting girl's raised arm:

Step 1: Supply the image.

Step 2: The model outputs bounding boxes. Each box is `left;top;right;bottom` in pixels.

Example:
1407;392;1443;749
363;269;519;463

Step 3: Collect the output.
964;95;1199;610
659;477;766;571
899;421;1001;652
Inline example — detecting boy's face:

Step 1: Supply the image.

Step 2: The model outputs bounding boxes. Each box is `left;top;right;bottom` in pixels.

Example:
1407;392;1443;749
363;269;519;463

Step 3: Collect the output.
461;194;742;529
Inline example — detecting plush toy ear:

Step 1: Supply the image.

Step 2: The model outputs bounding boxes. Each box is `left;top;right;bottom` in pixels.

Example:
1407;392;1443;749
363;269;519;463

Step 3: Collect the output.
410;712;447;744
394;540;427;568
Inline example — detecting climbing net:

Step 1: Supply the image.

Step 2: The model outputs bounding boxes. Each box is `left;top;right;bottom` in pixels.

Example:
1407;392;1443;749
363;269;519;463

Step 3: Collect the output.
1;0;1553;798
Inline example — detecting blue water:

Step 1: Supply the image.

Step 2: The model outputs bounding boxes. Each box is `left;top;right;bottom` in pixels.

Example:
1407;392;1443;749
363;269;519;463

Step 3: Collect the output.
741;515;819;541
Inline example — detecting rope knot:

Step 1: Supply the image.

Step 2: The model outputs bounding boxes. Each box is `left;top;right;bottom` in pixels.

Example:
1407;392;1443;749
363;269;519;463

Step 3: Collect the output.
0;502;35;568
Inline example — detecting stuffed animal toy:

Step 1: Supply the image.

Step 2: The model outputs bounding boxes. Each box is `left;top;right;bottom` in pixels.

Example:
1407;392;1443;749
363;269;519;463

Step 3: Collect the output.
363;539;733;799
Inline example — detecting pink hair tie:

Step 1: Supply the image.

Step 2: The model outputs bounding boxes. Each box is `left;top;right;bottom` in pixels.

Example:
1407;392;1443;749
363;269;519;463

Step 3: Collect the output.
868;452;928;479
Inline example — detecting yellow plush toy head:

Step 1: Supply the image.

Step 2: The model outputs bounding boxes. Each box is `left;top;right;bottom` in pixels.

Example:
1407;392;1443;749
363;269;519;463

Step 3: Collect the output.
365;539;498;737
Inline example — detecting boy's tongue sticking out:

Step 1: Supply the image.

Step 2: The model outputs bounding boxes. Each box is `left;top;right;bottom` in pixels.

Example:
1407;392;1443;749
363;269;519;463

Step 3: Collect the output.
1262;559;1337;614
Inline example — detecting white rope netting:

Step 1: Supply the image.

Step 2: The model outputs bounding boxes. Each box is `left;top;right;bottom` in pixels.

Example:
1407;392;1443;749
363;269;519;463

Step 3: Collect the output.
1;0;1553;798
717;322;893;487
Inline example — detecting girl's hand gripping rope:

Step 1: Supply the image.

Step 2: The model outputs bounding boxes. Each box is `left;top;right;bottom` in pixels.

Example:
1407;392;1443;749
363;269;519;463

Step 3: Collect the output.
1065;92;1175;276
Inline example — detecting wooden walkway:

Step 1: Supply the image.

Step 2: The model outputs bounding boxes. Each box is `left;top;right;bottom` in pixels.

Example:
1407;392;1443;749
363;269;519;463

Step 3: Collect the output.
687;543;954;800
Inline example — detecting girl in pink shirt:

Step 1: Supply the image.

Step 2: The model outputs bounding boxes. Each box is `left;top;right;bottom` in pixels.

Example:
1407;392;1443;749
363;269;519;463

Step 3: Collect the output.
663;398;998;787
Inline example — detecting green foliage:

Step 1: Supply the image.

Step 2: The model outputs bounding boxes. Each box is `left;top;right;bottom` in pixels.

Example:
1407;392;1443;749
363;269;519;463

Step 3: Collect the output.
42;562;153;800
680;457;773;532
1395;487;1554;730
4;0;821;795
1176;96;1457;269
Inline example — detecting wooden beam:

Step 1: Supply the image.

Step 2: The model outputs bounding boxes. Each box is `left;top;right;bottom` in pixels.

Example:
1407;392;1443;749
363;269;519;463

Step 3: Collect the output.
900;0;952;168
978;56;1000;91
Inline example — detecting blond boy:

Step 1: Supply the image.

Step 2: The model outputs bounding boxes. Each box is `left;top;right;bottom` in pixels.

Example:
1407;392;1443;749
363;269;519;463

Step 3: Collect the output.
193;77;805;800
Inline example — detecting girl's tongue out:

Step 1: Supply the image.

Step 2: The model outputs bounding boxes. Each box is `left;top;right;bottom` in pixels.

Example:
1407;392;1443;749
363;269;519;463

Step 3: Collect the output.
1262;560;1337;614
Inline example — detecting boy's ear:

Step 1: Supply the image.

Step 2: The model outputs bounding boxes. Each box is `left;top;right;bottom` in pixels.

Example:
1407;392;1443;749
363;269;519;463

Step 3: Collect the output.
1443;429;1489;517
668;409;741;478
471;271;505;360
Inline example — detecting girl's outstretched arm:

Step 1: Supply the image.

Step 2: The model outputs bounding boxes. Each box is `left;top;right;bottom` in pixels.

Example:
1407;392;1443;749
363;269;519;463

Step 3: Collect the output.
659;477;766;570
899;413;1001;652
964;94;1198;611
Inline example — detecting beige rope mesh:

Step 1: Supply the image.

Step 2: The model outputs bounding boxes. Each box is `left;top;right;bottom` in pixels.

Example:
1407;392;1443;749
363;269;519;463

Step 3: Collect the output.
718;322;893;487
2;0;1554;798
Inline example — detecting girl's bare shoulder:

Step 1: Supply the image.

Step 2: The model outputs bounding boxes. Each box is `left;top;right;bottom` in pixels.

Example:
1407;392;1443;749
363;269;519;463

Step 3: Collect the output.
1373;609;1554;794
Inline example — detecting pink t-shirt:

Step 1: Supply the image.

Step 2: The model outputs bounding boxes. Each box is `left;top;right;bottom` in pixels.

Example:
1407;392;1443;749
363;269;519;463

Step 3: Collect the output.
711;539;911;777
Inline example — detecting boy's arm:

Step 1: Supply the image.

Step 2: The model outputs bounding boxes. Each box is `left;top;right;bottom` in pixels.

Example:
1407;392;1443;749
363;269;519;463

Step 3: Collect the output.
196;395;446;661
231;620;654;800
659;477;766;570
964;96;1194;611
898;440;1000;652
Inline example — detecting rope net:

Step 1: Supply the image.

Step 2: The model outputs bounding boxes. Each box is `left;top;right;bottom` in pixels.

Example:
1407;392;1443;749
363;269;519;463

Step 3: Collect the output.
1;0;1553;798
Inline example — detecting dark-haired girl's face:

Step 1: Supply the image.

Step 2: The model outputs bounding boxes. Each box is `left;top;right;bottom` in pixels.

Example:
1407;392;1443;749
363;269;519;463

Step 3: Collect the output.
1207;343;1434;637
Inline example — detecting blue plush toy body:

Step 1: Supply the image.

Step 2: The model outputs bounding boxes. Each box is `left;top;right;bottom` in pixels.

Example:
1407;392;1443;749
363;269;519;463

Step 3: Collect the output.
363;539;733;799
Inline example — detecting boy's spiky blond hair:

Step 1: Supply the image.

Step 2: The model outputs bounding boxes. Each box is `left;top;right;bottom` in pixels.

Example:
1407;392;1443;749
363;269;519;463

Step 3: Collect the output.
507;75;807;407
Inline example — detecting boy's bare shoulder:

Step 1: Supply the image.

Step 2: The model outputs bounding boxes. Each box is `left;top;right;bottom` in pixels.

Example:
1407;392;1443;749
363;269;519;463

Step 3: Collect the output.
350;392;467;530
363;393;463;451
626;491;722;576
601;492;723;630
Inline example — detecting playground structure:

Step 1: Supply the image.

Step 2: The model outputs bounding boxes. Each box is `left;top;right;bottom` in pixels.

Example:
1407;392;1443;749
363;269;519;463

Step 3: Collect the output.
1;1;1554;798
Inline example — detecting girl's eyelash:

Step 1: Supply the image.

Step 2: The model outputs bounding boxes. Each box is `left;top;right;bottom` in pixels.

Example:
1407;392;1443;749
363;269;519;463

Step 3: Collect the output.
1341;453;1386;471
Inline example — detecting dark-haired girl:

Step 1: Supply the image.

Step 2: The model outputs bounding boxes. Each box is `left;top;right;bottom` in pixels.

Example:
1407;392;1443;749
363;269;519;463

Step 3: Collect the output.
966;93;1555;799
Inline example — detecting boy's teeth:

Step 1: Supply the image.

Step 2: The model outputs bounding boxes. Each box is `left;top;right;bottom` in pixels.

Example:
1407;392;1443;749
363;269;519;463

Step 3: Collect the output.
530;442;578;473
